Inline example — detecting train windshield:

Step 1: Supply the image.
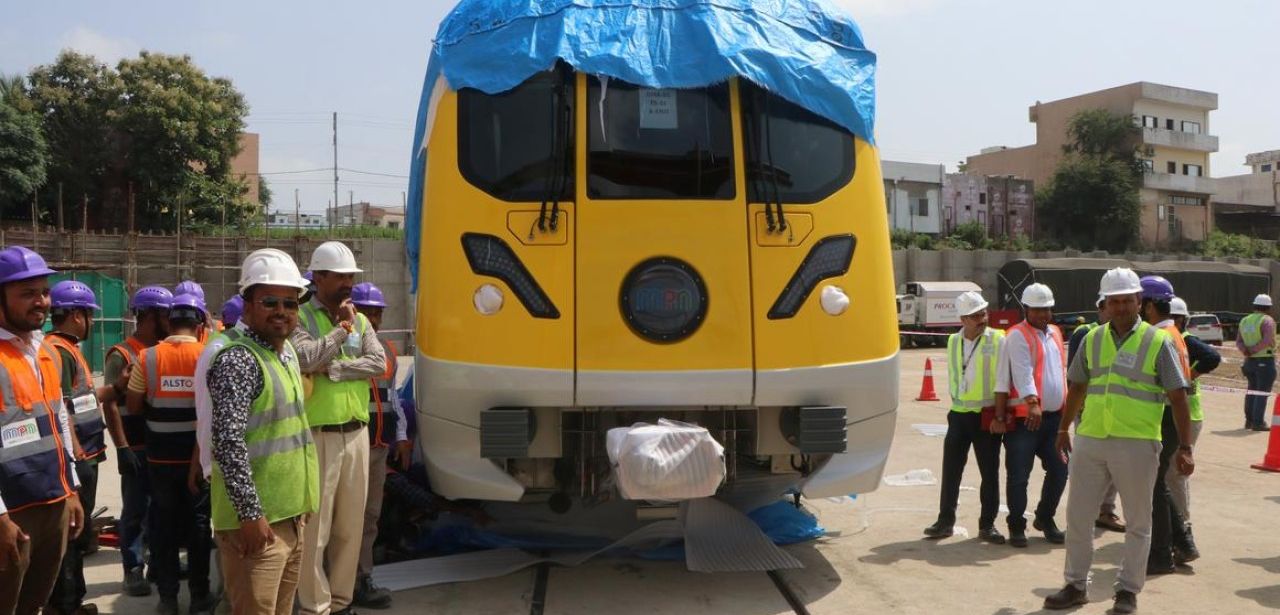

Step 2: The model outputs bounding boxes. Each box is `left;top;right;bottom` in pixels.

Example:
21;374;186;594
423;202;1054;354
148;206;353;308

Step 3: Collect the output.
587;77;735;200
741;81;855;205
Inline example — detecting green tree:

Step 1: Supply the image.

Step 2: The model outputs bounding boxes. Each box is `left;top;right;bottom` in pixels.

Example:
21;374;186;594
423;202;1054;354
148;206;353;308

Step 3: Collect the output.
258;175;273;209
1038;109;1143;251
0;99;49;210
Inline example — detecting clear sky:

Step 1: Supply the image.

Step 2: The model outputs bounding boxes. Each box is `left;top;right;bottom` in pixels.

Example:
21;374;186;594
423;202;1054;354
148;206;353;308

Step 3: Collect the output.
2;1;1276;213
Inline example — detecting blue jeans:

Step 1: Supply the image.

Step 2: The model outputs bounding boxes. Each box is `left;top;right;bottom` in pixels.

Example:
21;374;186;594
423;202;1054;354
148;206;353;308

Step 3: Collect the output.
1003;411;1069;530
1242;358;1276;427
119;453;151;571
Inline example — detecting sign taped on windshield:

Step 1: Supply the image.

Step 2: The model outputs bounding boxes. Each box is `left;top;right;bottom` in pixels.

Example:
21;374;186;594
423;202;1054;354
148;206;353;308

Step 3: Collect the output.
639;89;678;130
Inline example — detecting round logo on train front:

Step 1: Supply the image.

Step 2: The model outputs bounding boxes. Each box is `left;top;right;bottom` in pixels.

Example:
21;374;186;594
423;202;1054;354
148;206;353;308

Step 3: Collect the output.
619;257;708;343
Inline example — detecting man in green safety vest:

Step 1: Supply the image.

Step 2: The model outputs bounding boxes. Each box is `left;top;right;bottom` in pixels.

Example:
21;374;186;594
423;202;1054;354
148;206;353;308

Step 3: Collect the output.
923;290;1006;544
1043;267;1195;615
290;241;387;615
1236;294;1276;431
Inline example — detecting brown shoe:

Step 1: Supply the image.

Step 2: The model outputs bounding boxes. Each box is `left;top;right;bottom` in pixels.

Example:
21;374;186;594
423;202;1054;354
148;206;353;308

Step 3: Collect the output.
1095;512;1125;532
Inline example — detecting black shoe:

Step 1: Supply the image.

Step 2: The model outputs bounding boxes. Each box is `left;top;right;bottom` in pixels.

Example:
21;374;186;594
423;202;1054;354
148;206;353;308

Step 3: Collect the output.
1253;423;1270;432
1174;526;1200;564
978;527;1006;544
190;592;218;615
923;521;954;539
1009;527;1028;548
155;598;179;615
124;567;152;597
332;609;358;615
1043;584;1089;609
1034;517;1066;544
354;574;393;609
1113;590;1138;614
1147;559;1176;575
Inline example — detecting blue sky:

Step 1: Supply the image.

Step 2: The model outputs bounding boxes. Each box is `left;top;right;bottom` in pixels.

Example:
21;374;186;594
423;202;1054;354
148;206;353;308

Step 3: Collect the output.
2;1;1276;213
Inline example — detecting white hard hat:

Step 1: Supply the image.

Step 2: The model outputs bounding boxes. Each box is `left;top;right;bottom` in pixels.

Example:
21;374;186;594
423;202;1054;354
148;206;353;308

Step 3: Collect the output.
956;290;989;317
238;249;310;294
1255;294;1274;307
1099;267;1143;296
1169;296;1189;317
1021;283;1055;308
308;241;363;274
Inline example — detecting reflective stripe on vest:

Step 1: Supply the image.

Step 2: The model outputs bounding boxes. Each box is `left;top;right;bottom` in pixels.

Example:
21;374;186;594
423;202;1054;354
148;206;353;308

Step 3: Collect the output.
1182;332;1204;422
211;338;319;531
1008;321;1067;417
1241;312;1275;358
1079;321;1168;441
141;340;203;463
46;334;106;459
110;338;149;449
947;328;1003;412
0;339;76;512
299;303;371;427
369;338;398;446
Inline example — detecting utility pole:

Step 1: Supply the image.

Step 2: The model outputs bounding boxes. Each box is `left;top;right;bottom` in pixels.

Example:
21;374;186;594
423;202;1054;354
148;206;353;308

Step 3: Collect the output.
333;111;339;238
349;190;355;233
295;189;301;236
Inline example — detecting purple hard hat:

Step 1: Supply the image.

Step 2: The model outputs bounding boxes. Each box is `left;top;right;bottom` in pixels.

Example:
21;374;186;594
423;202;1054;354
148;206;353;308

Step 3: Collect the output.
221;295;244;326
0;246;57;286
174;280;206;300
170;293;206;318
130;286;174;311
50;280;101;311
351;282;387;308
1139;275;1176;301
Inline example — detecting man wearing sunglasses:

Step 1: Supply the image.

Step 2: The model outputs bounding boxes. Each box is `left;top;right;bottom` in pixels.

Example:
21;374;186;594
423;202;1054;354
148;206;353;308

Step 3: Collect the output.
207;249;319;615
290;242;386;615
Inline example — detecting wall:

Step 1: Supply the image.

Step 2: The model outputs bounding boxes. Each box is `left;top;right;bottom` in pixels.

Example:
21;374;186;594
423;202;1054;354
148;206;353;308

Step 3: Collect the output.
0;229;415;351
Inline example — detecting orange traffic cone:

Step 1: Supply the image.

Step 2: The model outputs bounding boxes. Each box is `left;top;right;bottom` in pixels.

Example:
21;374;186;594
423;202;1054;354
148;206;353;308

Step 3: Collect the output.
1251;397;1280;472
916;358;940;402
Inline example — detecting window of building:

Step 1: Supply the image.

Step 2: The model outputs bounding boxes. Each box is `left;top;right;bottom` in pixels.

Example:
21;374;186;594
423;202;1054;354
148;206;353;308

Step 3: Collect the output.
915;198;929;217
1142;159;1155;173
587;77;734;200
741;82;854;204
458;67;575;202
1263;164;1274;173
1181;121;1201;134
1142;115;1158;129
1184;164;1203;177
1167;161;1177;174
1169;195;1204;206
979;192;987;205
1165;119;1175;130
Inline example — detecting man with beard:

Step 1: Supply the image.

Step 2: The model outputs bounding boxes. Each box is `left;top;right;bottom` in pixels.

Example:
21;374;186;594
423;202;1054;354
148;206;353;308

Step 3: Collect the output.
0;247;86;613
291;242;385;615
208;249;319;615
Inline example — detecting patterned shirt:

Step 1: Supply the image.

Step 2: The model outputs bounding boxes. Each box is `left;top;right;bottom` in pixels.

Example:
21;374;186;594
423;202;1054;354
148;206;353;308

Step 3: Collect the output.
206;329;278;522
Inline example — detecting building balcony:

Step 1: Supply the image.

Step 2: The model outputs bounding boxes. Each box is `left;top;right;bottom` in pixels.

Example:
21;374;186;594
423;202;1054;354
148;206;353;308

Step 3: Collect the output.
1142;128;1218;153
1143;172;1217;195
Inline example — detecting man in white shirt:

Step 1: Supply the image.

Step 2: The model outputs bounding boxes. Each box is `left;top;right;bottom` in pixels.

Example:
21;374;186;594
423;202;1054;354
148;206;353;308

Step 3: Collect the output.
993;283;1069;548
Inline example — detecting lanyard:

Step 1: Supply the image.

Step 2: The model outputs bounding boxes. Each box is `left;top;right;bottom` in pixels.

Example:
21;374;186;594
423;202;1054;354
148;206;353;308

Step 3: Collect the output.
961;336;981;378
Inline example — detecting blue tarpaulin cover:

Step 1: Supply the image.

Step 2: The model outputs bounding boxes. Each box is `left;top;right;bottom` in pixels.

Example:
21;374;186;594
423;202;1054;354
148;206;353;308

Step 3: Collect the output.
405;0;878;290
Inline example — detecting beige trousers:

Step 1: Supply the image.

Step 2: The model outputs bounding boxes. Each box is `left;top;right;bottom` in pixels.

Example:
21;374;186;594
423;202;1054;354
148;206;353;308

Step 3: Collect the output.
1165;419;1203;522
216;516;306;615
298;427;369;615
1064;435;1161;595
358;445;389;577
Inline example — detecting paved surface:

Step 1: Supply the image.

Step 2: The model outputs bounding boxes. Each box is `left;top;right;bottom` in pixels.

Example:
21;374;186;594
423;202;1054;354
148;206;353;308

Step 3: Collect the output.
80;347;1279;614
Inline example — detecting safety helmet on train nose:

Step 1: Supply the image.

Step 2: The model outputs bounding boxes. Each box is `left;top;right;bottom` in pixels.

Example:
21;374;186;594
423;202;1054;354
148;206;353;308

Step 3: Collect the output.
1020;283;1055;308
956;291;988;317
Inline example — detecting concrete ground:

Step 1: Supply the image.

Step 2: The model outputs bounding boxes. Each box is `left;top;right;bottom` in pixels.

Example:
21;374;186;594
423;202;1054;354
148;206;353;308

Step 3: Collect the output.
81;347;1279;614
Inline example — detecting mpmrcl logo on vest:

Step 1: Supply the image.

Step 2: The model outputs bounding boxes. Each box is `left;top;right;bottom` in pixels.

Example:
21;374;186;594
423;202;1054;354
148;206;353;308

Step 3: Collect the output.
1;418;41;448
161;376;196;392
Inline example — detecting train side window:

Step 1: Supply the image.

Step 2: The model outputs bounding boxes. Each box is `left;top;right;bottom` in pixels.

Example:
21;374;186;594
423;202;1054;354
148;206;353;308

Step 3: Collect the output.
586;78;735;200
458;69;574;202
741;82;855;204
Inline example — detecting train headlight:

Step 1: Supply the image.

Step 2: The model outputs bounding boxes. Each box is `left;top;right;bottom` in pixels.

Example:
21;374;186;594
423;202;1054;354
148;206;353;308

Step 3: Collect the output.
820;285;849;316
474;284;504;315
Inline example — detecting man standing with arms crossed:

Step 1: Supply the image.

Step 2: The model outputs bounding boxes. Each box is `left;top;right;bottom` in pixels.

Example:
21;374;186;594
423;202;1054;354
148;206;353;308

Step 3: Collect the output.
292;242;385;615
1044;268;1194;614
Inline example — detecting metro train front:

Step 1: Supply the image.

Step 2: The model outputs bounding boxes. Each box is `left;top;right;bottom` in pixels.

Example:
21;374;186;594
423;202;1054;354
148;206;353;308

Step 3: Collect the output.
406;0;898;507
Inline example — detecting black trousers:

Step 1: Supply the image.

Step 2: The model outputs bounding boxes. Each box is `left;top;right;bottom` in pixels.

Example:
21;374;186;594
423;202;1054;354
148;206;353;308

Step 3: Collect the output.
937;411;1002;529
1151;407;1189;566
48;459;98;611
148;462;211;600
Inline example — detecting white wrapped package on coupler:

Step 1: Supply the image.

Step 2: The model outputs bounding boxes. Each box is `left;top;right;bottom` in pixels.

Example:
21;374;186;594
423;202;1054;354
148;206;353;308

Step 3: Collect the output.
606;419;726;501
